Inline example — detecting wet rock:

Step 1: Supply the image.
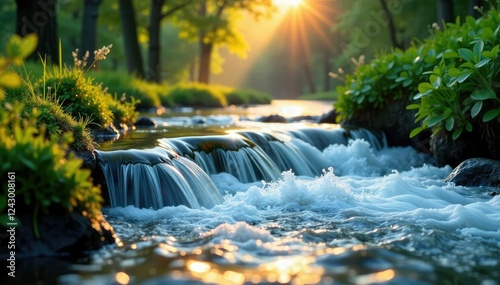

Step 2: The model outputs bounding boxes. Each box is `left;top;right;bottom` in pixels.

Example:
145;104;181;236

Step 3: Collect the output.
91;125;120;143
134;116;157;127
431;129;500;168
72;149;96;170
445;158;500;188
290;115;317;122
318;109;338;124
191;116;207;124
0;207;116;259
341;97;431;152
260;114;287;123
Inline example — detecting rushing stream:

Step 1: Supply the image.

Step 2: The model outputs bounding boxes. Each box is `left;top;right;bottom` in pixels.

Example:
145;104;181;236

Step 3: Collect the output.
22;101;500;284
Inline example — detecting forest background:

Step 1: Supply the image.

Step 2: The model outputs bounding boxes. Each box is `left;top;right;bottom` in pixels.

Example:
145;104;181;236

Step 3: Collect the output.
0;0;481;99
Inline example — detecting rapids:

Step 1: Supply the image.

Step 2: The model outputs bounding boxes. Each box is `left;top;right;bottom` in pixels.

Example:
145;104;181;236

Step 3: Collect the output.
28;101;500;285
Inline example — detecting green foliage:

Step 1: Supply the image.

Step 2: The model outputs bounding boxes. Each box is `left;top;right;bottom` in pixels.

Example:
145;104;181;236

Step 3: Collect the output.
43;72;114;127
409;7;500;140
0;34;38;100
0;103;102;235
24;45;139;128
92;71;165;109
225;88;272;105
168;82;228;108
334;45;437;122
298;91;338;101
164;83;271;108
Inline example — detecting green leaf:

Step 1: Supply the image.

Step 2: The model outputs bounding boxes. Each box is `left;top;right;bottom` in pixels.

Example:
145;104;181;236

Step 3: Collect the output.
457;71;473;83
483;109;500;122
465;122;473;132
473;40;484;58
403;79;413;87
432;76;442;88
447;68;461;77
406;104;420;110
445;117;455;131
458;48;475;62
409;127;425;138
481;28;494;41
475;58;491;68
447;77;459;87
428;115;445;127
19;156;37;171
471;101;483;118
443;50;460;59
418;82;434;94
452;128;463;140
482;45;499;60
471;88;496;100
360;85;372;92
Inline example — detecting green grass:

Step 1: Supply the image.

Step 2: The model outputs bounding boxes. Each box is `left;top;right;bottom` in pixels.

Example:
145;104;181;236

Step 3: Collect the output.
4;85;96;151
298;91;338;101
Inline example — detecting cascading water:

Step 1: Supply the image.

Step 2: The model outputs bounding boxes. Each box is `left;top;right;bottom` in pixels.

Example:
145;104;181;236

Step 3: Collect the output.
23;100;499;285
96;147;224;209
97;127;385;209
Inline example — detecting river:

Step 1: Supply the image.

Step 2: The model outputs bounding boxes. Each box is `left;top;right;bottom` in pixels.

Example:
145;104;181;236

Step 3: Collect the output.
25;100;500;284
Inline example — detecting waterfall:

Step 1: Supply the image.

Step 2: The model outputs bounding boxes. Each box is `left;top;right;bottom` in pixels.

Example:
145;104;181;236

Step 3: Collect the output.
96;148;224;209
286;127;387;151
158;134;282;183
97;127;386;209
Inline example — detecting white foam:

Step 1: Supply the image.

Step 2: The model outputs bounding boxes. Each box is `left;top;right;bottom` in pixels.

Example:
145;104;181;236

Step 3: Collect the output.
322;139;434;177
208;222;275;243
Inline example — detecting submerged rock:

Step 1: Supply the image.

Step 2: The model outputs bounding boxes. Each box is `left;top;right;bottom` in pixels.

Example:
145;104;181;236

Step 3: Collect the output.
445;158;500;190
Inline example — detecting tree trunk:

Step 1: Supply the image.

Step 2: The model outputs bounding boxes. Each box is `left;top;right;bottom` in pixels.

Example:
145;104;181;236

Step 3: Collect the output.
80;0;102;67
303;61;316;94
197;1;211;84
322;51;331;92
146;0;164;82
118;0;144;78
436;0;454;28
198;40;213;84
379;0;400;49
15;0;58;64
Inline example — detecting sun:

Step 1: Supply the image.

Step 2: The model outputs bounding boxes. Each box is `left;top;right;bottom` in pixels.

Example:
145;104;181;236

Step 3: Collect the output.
274;0;303;9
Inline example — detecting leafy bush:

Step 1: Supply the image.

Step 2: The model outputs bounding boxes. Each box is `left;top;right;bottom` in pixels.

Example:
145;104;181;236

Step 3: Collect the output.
333;45;437;122
0;103;103;236
409;8;500;140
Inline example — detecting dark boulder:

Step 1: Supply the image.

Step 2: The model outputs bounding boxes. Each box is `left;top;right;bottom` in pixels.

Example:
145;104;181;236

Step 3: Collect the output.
318;109;338;124
259;114;287;123
431;128;500;168
341;97;431;152
445;158;500;191
72;149;97;170
90;125;120;143
0;207;116;259
134;116;158;127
